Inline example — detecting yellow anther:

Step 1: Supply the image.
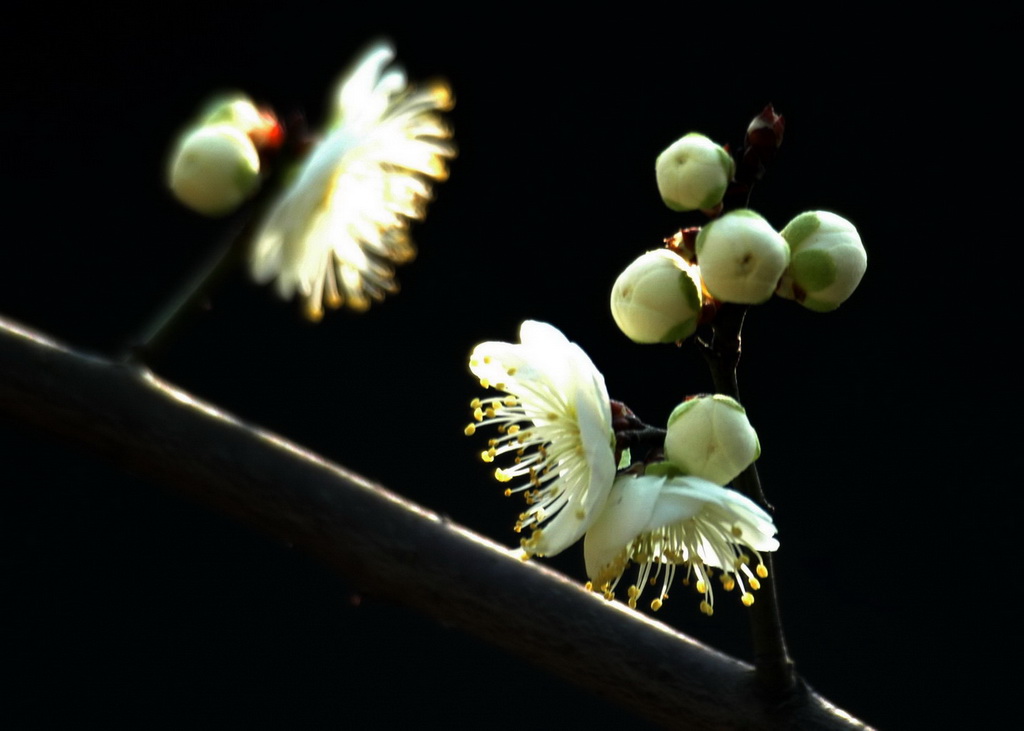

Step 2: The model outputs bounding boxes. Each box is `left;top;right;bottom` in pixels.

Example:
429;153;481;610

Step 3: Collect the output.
722;578;736;592
469;359;479;368
741;593;755;607
699;600;713;616
485;407;496;418
503;488;512;497
695;580;707;594
495;468;512;483
483;356;492;364
494;382;506;390
756;564;768;579
584;581;593;591
627;585;640;598
480;450;494;463
628;598;638;609
732;525;743;537
470;398;481;408
504;396;517;407
506;367;517;376
507;425;520;435
651;598;664;611
473;407;484;421
464;424;476;436
748;578;761;591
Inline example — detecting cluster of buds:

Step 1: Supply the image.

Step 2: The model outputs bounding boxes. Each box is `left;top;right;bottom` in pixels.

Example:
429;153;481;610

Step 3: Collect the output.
167;94;283;217
611;114;866;344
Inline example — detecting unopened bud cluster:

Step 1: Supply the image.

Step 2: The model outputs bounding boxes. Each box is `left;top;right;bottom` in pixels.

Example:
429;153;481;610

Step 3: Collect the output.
611;204;865;342
167;94;280;217
612;123;868;343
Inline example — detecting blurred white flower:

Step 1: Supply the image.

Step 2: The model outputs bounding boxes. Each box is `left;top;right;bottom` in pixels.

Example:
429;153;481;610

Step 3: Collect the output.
250;41;455;319
466;321;617;557
584;472;778;614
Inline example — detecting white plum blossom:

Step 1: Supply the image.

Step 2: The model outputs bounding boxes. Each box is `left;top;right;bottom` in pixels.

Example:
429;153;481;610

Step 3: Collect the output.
250;41;455;319
584;472;778;614
466;321;617;557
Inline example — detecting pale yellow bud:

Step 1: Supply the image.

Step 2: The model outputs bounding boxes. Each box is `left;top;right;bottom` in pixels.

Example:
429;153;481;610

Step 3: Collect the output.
167;123;261;217
664;394;760;485
695;209;789;304
776;211;867;312
655;133;734;212
610;249;703;343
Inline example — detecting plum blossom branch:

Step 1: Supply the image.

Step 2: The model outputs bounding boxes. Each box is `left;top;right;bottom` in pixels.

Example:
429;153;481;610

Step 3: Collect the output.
0;315;864;729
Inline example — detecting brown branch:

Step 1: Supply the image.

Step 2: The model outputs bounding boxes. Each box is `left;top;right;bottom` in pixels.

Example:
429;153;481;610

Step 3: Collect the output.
0;316;870;730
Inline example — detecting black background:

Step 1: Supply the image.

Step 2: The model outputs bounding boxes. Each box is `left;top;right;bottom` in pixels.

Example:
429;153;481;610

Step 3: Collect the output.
1;4;1009;728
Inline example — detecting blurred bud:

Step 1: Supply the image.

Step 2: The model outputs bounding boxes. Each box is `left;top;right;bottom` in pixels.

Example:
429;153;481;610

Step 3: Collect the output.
200;94;263;129
655;133;734;212
695;209;789;304
168;124;261;217
663;394;760;485
745;104;785;150
610;249;703;343
199;94;284;152
776;211;867;312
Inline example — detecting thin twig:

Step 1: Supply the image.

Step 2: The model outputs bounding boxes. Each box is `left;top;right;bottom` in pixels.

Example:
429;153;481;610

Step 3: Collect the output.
695;302;796;696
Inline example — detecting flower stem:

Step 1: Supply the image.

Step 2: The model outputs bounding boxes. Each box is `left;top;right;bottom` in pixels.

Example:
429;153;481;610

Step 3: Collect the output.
119;223;247;366
695;302;796;698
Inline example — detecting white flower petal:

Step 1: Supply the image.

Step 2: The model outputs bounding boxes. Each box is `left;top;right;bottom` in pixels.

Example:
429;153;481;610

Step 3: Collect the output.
584;474;664;580
584;474;779;614
249;42;455;319
467;321;616;557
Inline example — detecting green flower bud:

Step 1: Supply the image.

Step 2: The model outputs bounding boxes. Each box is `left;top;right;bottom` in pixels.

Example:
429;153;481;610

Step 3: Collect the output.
664;394;760;486
655;133;734;212
695;209;789;304
776;211;867;312
167;123;261;217
610;249;703;343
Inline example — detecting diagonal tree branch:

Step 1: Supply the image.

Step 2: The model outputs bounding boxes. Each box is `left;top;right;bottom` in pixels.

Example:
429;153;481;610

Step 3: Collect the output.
0;316;869;730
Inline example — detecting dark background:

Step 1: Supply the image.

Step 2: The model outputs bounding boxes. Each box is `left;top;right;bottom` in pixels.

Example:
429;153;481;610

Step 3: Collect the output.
1;5;1008;728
